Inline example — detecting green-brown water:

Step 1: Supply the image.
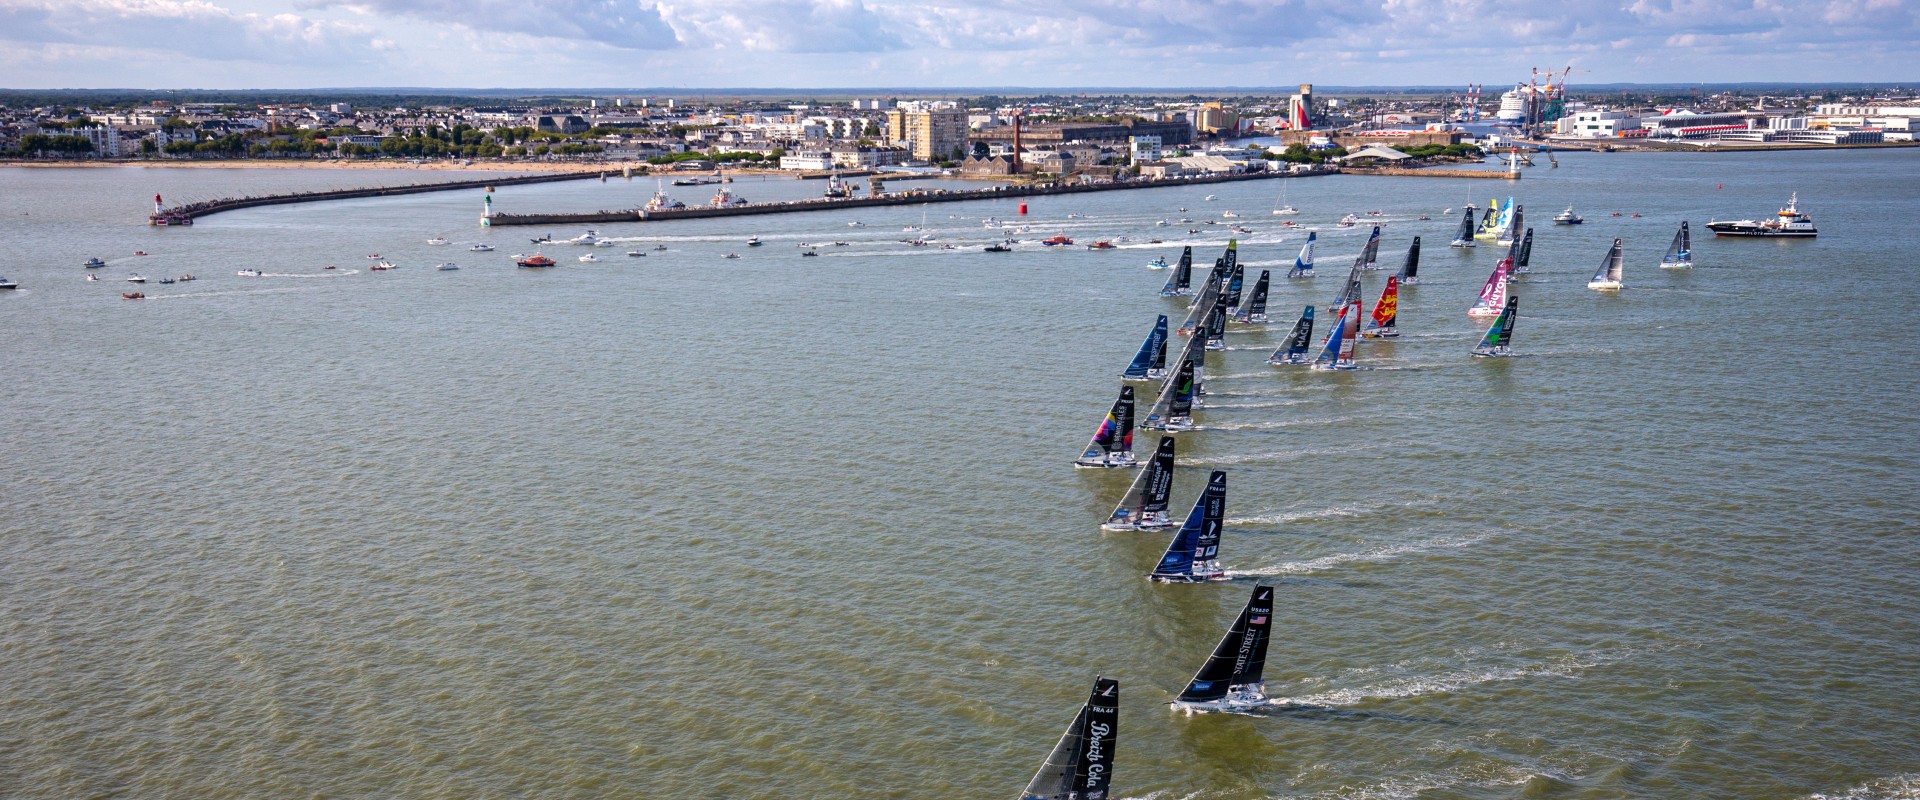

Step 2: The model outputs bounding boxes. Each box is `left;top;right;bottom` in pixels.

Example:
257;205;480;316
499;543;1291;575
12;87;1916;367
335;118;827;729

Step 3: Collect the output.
3;152;1918;799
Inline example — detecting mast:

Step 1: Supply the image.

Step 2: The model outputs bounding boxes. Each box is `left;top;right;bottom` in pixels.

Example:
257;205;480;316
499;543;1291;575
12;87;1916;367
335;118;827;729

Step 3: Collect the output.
1593;238;1624;283
1122;316;1170;381
1233;271;1270;323
1329;251;1365;311
1288;232;1316;278
1149;471;1226;582
1017;675;1119;800
1104;436;1176;530
1177;258;1224;335
1173;584;1276;709
1397;237;1421;284
1472;295;1519;357
1662;222;1691;267
1222;261;1245;312
1074;387;1136;468
1159;246;1193;296
1361;275;1399;338
1204;301;1227;352
1182;317;1208;401
1267;306;1316;365
1513;229;1533;275
1498;204;1523;245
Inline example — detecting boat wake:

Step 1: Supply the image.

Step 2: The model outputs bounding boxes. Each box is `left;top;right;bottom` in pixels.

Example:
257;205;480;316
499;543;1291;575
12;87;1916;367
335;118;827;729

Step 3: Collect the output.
1272;647;1619;707
258;270;359;277
1177;445;1361;466
1203;415;1367;431
1196;399;1311;409
141;288;305;300
1222;532;1487;573
1226;497;1441;527
1806;774;1920;800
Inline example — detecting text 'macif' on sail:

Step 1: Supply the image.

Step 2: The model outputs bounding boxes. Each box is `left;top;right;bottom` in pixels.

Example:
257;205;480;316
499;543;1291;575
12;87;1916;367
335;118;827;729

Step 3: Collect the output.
1268;306;1316;366
1017;675;1118;800
1149;470;1227;582
1173;584;1276;712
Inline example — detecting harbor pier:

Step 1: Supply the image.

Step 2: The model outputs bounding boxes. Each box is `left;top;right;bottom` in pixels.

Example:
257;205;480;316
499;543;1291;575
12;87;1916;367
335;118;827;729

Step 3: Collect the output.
151;169;611;224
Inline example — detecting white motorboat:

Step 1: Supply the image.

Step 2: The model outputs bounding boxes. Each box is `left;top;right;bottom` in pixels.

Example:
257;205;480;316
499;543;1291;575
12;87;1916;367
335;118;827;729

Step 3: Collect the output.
1552;206;1584;225
578;253;599;263
469;244;495;252
237;269;262;277
626;250;648;257
126;274;146;283
426;236;449;245
567;230;600;244
436;262;460;270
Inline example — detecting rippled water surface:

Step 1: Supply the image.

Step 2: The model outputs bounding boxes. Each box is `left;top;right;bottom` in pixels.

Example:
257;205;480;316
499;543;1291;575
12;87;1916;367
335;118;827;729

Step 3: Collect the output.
4;153;1919;799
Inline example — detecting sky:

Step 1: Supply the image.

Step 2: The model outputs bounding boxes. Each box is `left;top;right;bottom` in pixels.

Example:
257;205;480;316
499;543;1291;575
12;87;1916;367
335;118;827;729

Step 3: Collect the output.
1;0;1916;90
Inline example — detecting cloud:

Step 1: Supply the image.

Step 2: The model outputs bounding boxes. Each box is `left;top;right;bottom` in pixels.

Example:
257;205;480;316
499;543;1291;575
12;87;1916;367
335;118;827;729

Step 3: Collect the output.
299;0;680;49
0;0;378;62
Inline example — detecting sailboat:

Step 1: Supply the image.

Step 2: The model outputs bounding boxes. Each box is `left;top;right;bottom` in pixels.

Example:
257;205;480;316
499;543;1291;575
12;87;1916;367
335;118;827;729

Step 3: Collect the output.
1358;226;1383;270
1221;261;1246;313
1287;232;1316;278
1449;208;1477;248
1396;237;1421;285
1232;271;1270;324
1203;303;1228;352
1360;276;1399;338
1512;228;1534;276
1660;221;1693;268
1177;257;1226;336
1266;307;1316;366
1310;301;1362;370
1472;295;1519;357
1122;316;1169;381
1159;247;1194;297
1104;436;1176;530
1183;320;1208;406
1170;584;1276;713
1467;254;1512;317
1270;183;1299;215
1139;360;1199;432
1588;238;1625;291
1075;387;1138;469
1475;198;1501;240
1017;675;1119;800
1148;470;1228;583
1496;205;1523;246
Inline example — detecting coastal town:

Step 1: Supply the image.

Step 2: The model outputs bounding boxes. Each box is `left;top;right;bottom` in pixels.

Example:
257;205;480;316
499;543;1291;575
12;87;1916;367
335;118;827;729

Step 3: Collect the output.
3;82;1915;180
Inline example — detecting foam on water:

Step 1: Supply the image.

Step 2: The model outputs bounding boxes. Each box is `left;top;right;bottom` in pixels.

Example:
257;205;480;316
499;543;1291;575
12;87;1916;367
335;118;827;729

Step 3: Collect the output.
1223;533;1488;574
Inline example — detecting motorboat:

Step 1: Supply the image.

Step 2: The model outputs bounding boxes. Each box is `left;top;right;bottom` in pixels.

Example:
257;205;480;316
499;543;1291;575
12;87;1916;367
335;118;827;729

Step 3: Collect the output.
178;275;196;282
1230;226;1253;234
1552;206;1584;225
1042;234;1074;247
1339;214;1359;227
578;253;599;263
801;250;819;257
122;292;145;300
470;244;495;252
133;251;147;256
710;188;748;206
426;236;449;245
375;261;398;270
746;237;763;247
126;274;146;283
1146;257;1169;269
323;265;336;270
530;235;553;244
594;240;615;248
983;244;1012;252
516;254;556;268
1087;241;1117;250
626;250;648;257
723;252;741;259
84;257;107;268
1271;205;1299;216
157;277;176;285
437;262;460;270
366;254;382;259
85;274;99;282
1221;210;1239;218
1707;193;1816;237
567;230;600;244
238;269;263;277
0;276;17;290
1204;195;1218;201
848;221;865;227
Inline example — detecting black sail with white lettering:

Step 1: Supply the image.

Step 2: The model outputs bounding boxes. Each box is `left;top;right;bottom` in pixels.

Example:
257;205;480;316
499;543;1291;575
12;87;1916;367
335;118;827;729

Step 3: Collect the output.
1018;676;1119;800
1398;237;1421;282
1106;436;1175;528
1176;584;1273;704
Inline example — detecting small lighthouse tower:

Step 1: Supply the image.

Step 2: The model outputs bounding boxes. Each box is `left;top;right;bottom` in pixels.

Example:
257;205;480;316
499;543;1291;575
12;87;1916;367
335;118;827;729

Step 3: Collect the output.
481;192;493;227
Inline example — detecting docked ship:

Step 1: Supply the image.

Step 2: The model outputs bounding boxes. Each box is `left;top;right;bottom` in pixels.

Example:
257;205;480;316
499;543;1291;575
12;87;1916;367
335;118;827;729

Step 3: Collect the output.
1706;193;1817;238
645;184;686;212
710;187;749;207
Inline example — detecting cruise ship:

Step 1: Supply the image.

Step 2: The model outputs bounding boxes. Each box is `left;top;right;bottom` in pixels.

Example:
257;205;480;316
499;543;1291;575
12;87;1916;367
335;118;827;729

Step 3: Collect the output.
1494;85;1530;123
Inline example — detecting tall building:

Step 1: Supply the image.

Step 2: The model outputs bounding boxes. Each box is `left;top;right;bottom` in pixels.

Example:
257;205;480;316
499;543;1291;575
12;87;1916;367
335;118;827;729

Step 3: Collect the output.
1287;84;1314;130
1195;102;1237;134
886;103;969;161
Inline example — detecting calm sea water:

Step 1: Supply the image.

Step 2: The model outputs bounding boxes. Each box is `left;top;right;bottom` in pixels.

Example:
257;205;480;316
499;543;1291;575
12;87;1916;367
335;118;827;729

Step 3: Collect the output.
3;153;1918;800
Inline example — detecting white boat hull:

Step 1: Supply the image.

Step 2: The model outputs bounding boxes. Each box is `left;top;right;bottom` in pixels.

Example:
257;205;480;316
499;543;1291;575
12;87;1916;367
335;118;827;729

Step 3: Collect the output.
1660;260;1693;269
1587;280;1622;291
1073;455;1138;470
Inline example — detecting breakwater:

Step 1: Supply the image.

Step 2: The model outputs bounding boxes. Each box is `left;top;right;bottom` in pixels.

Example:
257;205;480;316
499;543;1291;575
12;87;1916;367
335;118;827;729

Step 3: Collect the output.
485;168;1339;226
155;169;612;222
1345;167;1520;179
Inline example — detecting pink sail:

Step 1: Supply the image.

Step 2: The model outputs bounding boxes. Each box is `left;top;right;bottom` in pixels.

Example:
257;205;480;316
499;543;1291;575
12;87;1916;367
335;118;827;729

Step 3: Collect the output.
1468;258;1511;317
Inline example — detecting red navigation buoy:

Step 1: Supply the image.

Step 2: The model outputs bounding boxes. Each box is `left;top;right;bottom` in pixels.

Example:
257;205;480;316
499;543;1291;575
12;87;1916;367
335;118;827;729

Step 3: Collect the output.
1018;202;1028;215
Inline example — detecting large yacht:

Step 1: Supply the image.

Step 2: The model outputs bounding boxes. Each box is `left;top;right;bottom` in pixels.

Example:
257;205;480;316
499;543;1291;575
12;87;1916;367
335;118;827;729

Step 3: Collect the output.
1706;193;1817;238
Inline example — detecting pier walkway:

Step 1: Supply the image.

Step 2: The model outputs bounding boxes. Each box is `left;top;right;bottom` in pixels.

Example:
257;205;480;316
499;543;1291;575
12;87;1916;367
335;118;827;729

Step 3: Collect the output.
485;168;1341;227
152;169;611;223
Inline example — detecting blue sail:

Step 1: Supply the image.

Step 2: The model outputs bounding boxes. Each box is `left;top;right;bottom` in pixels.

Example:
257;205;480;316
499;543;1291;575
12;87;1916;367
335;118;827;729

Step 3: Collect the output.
1312;302;1357;369
1288;232;1316;278
1122;315;1169;380
1150;471;1226;582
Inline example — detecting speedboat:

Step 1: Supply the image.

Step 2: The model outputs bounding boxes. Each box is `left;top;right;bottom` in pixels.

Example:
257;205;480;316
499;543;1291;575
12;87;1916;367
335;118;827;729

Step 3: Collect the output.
655;244;668;251
516;254;556;268
1231;226;1253;234
1552;206;1584;225
594;240;615;248
1339;214;1359;227
1221;210;1239;218
578;253;599;263
801;250;819;257
0;276;17;290
568;230;600;244
84;257;107;268
626;250;648;257
1042;234;1074;247
530;235;553;244
126;274;146;283
133;251;147;256
85;274;99;282
121;292;145;300
847;221;865;227
1272;206;1299;216
437;262;460;270
746;237;762;247
1087;241;1116;250
179;275;196;282
470;244;495;252
1204;195;1218;201
366;254;381;259
983;244;1011;252
427;236;449;245
723;252;741;259
237;269;262;277
375;261;398;270
1146;257;1169;269
1707;193;1816;237
157;277;176;285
